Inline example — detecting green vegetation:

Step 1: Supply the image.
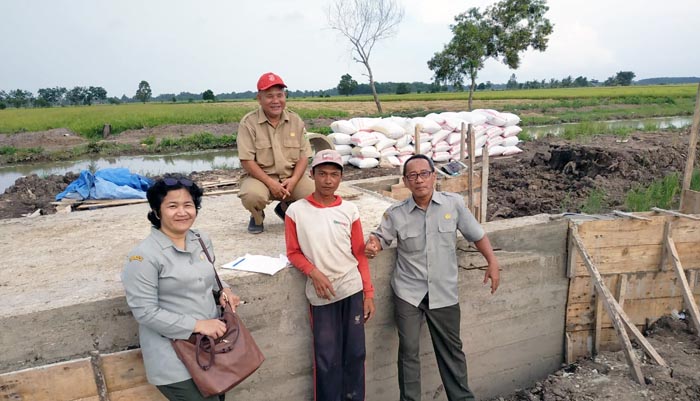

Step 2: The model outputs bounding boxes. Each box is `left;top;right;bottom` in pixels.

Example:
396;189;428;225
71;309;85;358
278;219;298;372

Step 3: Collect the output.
580;188;607;214
0;103;348;139
623;170;700;212
157;132;236;151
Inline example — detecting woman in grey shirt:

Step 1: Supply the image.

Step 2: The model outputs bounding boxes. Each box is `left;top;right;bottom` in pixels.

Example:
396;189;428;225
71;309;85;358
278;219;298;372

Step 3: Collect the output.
122;175;239;401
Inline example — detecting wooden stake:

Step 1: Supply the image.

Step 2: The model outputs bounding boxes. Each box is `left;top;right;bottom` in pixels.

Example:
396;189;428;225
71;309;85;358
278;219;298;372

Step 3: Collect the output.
414;124;421;156
460;122;467;161
90;350;111;401
594;287;604;355
680;83;700;211
480;147;490;223
659;221;671;271
665;232;700;334
467;124;475;214
617;274;628;309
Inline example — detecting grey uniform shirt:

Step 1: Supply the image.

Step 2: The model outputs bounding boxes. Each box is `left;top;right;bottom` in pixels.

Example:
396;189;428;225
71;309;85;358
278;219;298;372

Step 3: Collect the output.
121;227;228;385
373;191;485;309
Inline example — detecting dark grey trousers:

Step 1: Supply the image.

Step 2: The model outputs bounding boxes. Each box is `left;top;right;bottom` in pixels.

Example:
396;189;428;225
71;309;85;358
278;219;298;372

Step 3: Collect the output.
394;294;475;401
157;379;226;401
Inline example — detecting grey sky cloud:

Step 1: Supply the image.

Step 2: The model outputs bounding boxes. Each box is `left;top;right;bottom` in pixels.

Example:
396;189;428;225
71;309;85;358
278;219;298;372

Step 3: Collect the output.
1;0;698;97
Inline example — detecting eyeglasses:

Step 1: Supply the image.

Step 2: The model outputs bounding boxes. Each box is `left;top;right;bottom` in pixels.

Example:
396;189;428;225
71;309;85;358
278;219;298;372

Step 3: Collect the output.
163;177;193;187
404;170;433;182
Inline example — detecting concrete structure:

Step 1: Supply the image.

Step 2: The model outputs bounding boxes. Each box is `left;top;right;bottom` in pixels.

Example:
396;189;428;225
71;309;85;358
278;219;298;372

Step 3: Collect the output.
0;186;570;400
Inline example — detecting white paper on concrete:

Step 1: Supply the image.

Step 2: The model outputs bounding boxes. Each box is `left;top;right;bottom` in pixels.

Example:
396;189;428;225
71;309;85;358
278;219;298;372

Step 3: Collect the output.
221;254;290;275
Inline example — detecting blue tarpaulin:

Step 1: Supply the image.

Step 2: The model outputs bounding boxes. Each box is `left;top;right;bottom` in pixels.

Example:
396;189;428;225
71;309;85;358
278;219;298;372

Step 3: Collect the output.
55;168;153;201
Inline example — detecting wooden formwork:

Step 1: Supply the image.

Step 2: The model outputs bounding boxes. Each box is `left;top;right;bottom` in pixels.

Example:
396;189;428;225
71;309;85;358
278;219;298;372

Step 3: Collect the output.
565;212;700;367
0;349;166;401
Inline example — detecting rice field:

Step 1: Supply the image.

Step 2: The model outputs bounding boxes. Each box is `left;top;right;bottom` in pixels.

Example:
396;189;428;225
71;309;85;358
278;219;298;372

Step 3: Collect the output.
0;84;695;138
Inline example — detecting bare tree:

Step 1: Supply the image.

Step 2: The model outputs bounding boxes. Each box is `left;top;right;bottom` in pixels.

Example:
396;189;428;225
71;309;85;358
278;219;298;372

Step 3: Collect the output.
328;0;404;114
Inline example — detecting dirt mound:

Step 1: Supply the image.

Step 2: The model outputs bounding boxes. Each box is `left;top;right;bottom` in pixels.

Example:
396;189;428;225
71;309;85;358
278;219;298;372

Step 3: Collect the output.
486;132;695;220
489;317;700;401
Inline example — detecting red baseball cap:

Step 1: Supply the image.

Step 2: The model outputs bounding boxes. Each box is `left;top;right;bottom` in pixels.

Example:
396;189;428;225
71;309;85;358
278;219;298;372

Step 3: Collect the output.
257;72;287;91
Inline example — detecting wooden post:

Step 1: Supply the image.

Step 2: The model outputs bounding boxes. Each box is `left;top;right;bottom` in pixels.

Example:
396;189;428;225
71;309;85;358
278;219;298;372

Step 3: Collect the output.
593;288;603;355
665;231;700;334
459;122;467;160
680;83;700;212
90;350;111;401
480;147;490;223
414;124;421;155
467;124;475;214
102;124;112;138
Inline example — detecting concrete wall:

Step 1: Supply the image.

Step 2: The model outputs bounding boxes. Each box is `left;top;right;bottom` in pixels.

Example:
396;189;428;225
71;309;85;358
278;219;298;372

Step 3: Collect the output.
0;215;570;400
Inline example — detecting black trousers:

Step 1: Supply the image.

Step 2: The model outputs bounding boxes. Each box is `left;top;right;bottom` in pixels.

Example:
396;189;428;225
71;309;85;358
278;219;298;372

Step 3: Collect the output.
157;379;226;401
394;294;475;401
310;291;366;401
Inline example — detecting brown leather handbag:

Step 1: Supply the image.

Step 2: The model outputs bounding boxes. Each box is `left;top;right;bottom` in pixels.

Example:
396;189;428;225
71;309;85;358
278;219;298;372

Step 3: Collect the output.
171;234;265;398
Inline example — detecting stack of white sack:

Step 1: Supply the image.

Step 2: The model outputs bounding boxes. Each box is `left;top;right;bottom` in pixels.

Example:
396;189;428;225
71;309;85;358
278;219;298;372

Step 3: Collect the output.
326;110;523;168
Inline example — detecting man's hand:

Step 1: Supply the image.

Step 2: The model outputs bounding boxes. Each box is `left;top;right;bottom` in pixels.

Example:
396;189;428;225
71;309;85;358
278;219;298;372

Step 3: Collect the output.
309;268;336;300
483;261;500;294
280;177;299;198
268;180;291;200
363;297;375;322
365;234;381;259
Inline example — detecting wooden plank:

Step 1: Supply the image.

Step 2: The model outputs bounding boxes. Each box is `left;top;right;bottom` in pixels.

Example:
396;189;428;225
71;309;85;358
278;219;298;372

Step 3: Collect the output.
565;332;577;364
666;234;700;334
0;358;98;401
199;179;238;189
203;189;240;196
436;174;482;193
572;242;700;276
566;330;592;362
572;226;667;369
108;385;166;401
613;210;651;221
566;296;683;331
652;207;700;221
566;223;578;278
576;217;700;247
680;83;700;200
480;148;489;223
569;271;687;304
100;349;151;392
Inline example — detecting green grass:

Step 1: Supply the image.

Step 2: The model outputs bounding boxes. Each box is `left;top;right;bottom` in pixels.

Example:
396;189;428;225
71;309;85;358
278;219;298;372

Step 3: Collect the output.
625;173;682;212
0;103;348;139
580;188;607;214
157;132;236;151
291;84;698;102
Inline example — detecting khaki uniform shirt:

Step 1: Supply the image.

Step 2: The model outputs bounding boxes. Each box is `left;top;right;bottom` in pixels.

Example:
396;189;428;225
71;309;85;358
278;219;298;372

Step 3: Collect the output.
237;107;312;179
121;228;228;385
372;191;485;309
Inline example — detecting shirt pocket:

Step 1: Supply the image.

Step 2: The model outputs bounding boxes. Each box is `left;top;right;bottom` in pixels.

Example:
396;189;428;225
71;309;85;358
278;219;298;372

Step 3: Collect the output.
399;227;423;253
255;135;275;169
437;218;457;248
282;134;301;163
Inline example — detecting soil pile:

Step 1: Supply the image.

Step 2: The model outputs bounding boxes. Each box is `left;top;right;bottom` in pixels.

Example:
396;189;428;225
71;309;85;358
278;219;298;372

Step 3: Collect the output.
488;317;700;401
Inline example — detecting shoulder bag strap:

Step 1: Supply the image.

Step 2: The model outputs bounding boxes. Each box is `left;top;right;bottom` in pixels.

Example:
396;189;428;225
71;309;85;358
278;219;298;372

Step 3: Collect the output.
195;232;224;293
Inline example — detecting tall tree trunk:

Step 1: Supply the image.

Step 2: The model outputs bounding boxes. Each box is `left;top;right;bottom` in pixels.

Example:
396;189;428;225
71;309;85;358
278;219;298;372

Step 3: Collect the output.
366;64;383;114
468;75;476;111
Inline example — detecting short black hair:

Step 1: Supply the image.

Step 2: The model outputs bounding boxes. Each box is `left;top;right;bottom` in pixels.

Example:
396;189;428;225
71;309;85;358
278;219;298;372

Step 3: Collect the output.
146;174;203;228
403;154;435;176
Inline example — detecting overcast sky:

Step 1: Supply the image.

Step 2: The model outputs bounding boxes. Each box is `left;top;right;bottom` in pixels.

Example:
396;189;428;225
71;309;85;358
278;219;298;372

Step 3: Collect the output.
1;0;698;97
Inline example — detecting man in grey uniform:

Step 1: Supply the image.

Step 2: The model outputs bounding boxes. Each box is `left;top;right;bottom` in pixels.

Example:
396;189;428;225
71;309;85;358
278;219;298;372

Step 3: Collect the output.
365;154;500;401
